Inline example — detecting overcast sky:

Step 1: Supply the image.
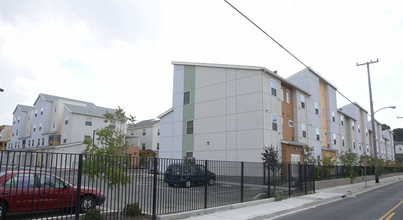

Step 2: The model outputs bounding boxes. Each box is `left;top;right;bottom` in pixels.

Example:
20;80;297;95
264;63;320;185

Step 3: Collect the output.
0;0;402;130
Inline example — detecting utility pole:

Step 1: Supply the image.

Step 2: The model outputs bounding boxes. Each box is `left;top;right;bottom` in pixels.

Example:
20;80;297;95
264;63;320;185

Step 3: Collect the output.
357;59;379;183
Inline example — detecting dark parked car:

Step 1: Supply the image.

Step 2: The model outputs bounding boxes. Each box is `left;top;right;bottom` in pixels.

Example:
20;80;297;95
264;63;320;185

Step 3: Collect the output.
0;171;106;219
164;163;216;187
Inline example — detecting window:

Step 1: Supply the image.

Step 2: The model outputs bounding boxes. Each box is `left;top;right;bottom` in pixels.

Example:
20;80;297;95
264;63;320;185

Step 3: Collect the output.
186;152;193;158
340;115;344;126
157;143;160;150
65;116;69;125
28;140;31;147
17;117;20;123
272;114;278;131
53;122;55;128
187;120;194;135
42;138;44;145
300;95;305;109
286;90;290;103
366;129;368;136
142;129;146;136
37;139;40;146
352;121;355;130
84;135;91;141
288;120;294;127
16;129;18;136
302;123;307;138
40;107;43;115
142;143;145;150
358;124;360;133
342;137;345;146
39;174;64;188
39;123;42;131
54;106;57;112
35;110;38;117
333;133;336;145
332;111;335;122
353;141;356;149
158;129;160;136
271;79;277;96
33;125;36;132
184;91;191;105
315;102;319;115
13;118;15;124
316;128;320;141
281;87;284;101
63;139;67;143
5;174;35;188
32;140;34;146
85;117;92;126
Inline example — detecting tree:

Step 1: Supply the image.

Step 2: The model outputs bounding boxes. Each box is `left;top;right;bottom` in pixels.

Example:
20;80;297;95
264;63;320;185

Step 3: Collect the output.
393;128;403;141
261;146;280;194
300;145;317;165
381;124;391;131
83;106;135;187
339;151;358;183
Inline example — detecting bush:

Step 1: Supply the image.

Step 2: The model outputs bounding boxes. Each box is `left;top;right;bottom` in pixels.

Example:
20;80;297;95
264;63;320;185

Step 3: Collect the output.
84;208;102;220
123;203;141;217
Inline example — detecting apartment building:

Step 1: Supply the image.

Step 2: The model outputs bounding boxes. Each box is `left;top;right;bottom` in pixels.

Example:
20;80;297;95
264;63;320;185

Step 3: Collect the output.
159;62;311;163
339;103;371;157
337;110;357;155
8;93;118;153
395;142;403;164
126;119;160;152
0;125;11;150
287;68;340;162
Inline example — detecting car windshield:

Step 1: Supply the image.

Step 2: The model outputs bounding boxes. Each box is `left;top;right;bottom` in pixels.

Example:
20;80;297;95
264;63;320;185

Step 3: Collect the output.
0;172;6;178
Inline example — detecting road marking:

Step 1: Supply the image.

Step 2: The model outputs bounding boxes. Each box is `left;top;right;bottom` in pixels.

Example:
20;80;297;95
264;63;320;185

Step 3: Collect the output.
385;212;395;220
379;200;403;220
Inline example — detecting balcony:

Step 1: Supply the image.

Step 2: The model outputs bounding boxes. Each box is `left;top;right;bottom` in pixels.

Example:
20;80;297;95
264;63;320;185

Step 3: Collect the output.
49;135;61;146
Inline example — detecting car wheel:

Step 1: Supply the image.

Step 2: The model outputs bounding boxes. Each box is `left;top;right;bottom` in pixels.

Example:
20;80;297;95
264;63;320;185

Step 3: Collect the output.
0;202;7;220
208;178;215;186
185;179;192;188
81;195;95;213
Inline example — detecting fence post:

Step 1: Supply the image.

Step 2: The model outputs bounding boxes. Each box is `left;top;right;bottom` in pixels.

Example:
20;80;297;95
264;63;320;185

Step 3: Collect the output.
75;153;83;220
204;160;208;209
288;163;291;197
152;157;158;220
241;162;244;203
312;165;315;193
304;164;307;195
263;163;266;185
268;164;271;198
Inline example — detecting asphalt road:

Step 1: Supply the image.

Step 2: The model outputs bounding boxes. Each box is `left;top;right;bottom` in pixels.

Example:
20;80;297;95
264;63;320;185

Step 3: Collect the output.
274;181;403;220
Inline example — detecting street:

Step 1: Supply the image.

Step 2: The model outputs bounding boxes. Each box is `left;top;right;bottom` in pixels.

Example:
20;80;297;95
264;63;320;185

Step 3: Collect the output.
273;180;403;220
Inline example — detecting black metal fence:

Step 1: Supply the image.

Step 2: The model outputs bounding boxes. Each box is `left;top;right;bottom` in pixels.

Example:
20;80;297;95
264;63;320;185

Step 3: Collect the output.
1;151;400;219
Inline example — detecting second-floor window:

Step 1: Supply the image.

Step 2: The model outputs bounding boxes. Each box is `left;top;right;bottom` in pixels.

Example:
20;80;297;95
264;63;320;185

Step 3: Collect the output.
187;120;194;135
332;111;335;122
315;102;319;115
184;91;191;105
316;128;320;141
333;133;336;145
300;95;305;109
271;80;277;96
272;114;278;131
142;129;146;136
302;123;307;138
85;117;92;126
340;115;344;126
286;90;290;103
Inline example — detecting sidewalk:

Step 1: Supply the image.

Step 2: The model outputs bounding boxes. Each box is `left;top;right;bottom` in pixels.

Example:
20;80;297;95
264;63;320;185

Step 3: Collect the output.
157;174;403;220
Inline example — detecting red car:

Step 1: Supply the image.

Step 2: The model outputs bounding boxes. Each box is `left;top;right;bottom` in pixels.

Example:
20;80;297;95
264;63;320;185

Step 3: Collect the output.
0;171;105;218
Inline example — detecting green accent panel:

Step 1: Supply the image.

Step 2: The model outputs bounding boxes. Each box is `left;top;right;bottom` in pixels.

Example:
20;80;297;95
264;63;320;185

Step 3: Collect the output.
182;66;195;157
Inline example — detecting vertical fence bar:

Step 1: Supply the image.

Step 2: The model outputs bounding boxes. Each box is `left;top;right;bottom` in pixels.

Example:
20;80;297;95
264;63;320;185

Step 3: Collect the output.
263;163;266;185
304;164;307;195
288;163;291;197
152;157;158;220
312;165;315;193
75;153;83;220
204;160;208;209
268;164;271;198
241;162;244;203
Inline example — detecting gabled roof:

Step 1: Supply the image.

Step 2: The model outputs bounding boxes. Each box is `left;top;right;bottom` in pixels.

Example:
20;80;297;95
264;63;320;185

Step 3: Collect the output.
288;67;337;90
172;61;311;96
34;93;93;106
64;103;116;118
13;104;34;115
129;119;160;129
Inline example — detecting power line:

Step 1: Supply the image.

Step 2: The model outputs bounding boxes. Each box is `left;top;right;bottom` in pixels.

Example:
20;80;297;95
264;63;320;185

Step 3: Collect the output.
224;0;308;69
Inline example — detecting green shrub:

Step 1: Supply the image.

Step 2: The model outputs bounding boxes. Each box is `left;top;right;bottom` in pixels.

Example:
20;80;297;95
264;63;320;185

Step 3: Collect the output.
84;208;102;220
274;192;286;201
123;203;141;217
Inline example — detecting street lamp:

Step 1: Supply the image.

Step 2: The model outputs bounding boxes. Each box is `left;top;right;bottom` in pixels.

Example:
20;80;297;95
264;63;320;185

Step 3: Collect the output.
371;105;396;183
